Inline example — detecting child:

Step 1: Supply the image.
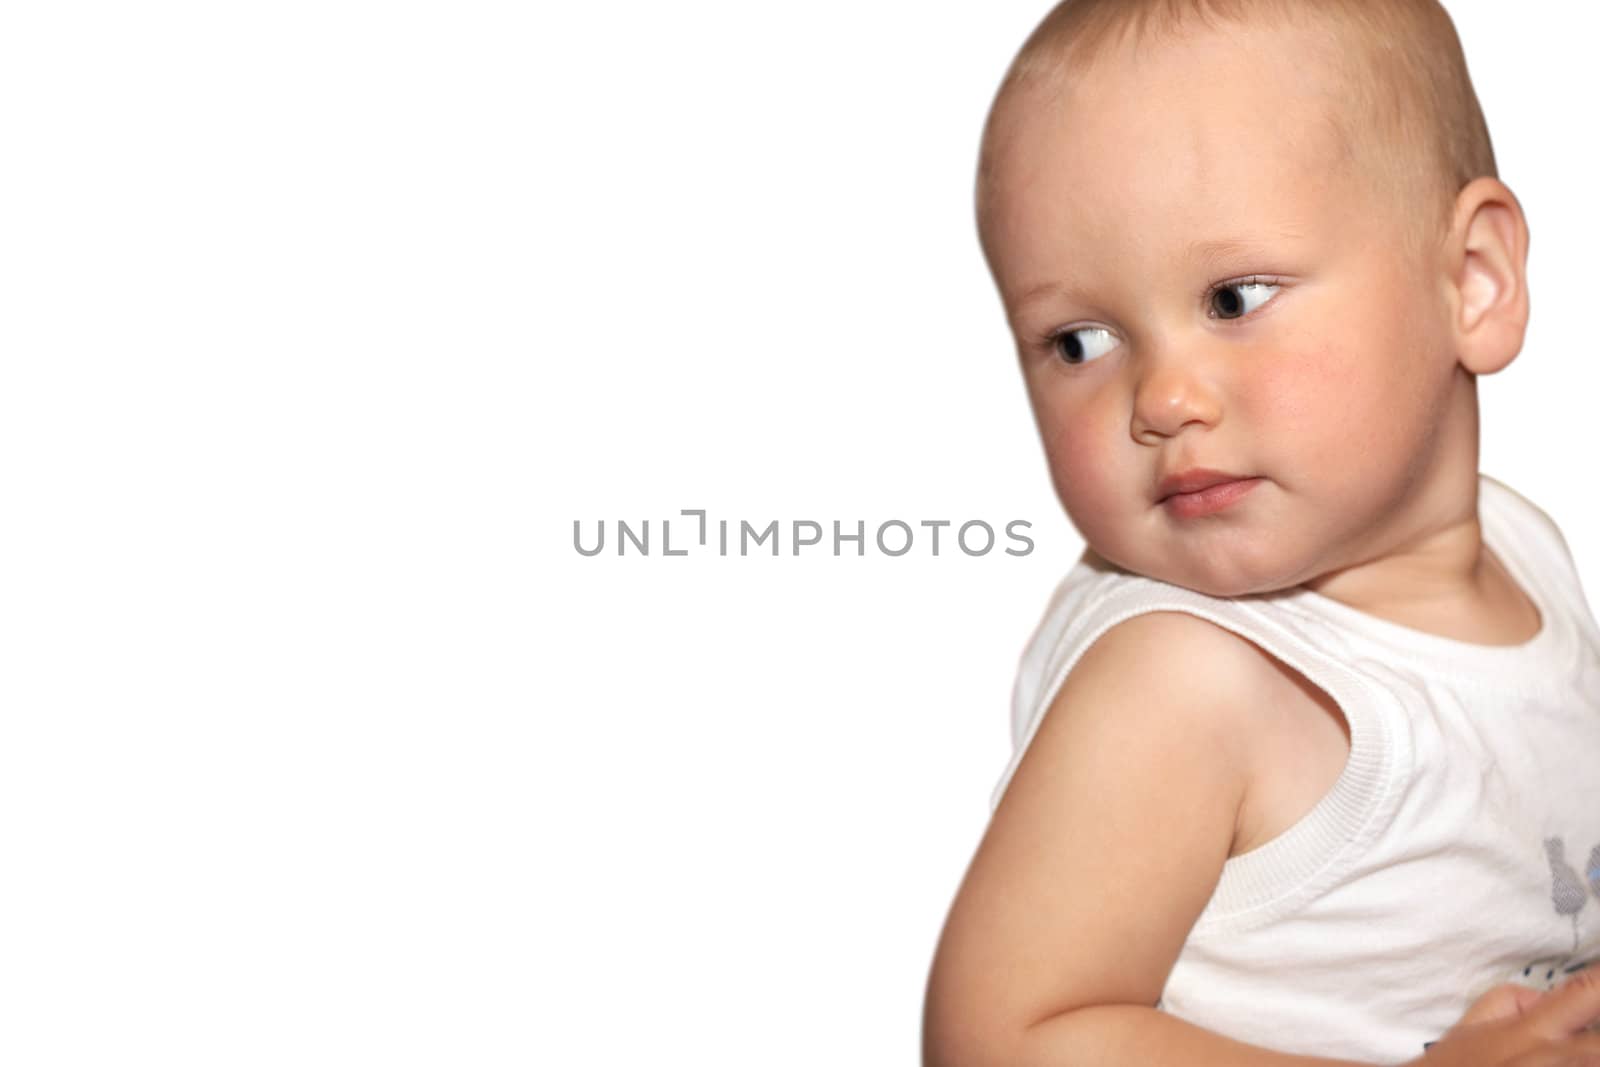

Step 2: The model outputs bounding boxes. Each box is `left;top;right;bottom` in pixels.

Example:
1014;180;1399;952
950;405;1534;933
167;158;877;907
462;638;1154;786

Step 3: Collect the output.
924;1;1600;1065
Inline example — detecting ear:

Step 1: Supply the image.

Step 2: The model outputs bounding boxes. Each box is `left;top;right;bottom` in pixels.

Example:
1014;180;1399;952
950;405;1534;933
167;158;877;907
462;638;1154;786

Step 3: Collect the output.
1445;177;1531;376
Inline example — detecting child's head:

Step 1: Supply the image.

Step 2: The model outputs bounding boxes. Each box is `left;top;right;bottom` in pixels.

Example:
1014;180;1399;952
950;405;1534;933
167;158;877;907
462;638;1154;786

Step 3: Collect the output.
978;0;1531;598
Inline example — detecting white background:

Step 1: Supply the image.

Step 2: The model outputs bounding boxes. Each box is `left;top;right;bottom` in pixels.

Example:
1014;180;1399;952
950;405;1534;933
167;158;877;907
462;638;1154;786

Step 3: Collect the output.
3;2;1595;1063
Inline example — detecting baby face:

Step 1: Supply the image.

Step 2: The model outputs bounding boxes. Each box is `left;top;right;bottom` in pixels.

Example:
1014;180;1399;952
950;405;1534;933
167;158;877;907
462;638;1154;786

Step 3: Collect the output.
982;21;1471;597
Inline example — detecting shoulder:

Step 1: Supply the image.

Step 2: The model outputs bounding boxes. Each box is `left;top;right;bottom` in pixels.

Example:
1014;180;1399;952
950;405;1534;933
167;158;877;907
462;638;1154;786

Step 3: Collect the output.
1052;610;1284;762
1071;607;1281;689
1017;605;1353;857
1009;552;1254;727
1007;609;1283;817
1482;475;1573;555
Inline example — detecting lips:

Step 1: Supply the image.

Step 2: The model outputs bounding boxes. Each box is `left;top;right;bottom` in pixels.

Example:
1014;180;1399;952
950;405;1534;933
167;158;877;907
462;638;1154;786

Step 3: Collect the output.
1156;468;1252;501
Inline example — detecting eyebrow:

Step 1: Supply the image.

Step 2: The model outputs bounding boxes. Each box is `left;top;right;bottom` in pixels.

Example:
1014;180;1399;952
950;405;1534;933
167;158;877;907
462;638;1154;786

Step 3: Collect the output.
1012;234;1304;311
1184;236;1301;267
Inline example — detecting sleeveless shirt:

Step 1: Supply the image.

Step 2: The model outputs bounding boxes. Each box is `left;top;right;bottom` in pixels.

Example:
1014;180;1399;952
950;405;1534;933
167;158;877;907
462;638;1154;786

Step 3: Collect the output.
990;475;1600;1063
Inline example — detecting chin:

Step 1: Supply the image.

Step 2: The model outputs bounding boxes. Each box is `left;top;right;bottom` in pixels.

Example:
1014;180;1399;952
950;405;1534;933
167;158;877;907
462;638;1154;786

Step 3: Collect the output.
1084;519;1320;597
1154;567;1253;598
1134;550;1312;600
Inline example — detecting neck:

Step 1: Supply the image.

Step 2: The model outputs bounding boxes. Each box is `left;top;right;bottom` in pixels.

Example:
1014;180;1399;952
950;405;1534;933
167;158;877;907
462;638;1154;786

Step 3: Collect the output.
1305;509;1482;609
1303;376;1537;644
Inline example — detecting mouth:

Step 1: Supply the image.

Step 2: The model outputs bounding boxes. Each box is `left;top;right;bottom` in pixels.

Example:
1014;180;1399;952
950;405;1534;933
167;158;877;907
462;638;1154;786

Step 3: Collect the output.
1156;467;1252;499
1156;469;1263;519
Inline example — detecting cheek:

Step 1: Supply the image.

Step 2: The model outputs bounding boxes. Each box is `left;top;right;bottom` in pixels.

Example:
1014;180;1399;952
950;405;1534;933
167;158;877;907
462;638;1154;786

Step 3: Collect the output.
1253;346;1347;421
1040;401;1122;514
1247;340;1389;456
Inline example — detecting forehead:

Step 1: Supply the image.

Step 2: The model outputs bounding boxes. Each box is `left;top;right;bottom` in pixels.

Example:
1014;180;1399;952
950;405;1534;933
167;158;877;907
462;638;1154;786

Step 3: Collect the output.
984;20;1364;298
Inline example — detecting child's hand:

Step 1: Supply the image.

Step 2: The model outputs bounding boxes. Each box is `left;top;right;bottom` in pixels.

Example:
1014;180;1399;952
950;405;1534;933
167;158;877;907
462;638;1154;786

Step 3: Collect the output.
1456;984;1550;1027
1409;972;1600;1066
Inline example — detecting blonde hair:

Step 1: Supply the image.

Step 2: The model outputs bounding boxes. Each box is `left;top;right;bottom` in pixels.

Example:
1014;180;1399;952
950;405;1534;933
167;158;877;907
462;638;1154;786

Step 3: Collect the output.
977;0;1498;266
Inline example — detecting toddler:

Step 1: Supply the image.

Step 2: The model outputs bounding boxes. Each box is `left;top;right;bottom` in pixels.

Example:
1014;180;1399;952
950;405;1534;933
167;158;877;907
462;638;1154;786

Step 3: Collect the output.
924;2;1600;1065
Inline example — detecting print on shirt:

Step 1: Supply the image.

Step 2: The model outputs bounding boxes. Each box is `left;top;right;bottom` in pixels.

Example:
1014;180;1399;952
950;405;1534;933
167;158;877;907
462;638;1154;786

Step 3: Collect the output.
1547;837;1589;954
1517;835;1600;988
1426;836;1600;1051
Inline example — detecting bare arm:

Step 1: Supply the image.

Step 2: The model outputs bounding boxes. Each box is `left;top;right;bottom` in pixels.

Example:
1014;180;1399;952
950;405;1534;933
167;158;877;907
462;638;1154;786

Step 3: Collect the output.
924;612;1371;1067
1010;1004;1370;1067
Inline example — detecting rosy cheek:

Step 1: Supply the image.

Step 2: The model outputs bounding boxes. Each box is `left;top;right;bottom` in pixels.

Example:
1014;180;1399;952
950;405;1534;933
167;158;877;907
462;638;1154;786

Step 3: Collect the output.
1249;352;1318;422
1248;342;1369;454
1043;410;1118;512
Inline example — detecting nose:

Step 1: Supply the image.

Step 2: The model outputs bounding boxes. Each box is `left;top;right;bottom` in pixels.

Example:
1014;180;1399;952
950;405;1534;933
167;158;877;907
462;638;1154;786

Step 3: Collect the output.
1129;348;1223;445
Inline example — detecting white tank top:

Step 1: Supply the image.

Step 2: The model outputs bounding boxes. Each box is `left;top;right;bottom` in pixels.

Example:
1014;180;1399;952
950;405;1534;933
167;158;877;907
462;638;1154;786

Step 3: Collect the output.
991;475;1600;1063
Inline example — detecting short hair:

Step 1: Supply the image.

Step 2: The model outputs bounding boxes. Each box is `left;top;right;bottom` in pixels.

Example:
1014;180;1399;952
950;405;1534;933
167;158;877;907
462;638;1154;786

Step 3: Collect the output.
976;0;1498;266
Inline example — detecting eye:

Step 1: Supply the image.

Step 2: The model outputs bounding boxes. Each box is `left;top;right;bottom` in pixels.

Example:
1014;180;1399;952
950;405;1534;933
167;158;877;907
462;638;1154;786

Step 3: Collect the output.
1048;325;1118;365
1208;278;1280;320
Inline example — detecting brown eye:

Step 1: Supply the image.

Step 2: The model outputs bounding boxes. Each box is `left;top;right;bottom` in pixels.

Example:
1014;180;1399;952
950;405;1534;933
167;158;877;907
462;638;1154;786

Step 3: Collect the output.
1209;281;1278;320
1049;326;1116;365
